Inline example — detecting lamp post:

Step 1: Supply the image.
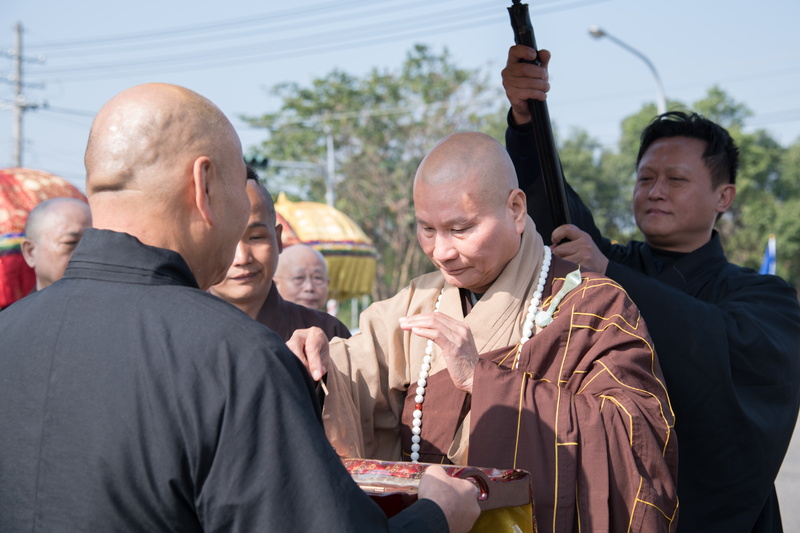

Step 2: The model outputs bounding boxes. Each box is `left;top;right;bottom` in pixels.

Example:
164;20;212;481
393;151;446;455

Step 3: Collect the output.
588;26;667;115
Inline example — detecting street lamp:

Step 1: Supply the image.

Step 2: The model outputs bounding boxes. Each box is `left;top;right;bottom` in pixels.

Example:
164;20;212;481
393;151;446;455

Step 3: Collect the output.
588;26;667;115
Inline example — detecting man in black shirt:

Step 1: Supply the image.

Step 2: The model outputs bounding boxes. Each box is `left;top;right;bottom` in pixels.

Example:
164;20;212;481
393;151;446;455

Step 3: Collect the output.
502;45;800;532
0;82;478;533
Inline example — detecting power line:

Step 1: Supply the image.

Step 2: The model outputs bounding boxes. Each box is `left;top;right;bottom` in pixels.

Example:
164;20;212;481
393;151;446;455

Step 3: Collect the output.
31;3;495;76
23;0;375;50
25;3;502;77
23;0;585;52
43;105;96;117
28;0;438;58
20;0;602;81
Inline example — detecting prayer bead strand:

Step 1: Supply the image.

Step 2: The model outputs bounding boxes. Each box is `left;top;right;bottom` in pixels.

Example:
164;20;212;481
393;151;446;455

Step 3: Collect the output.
410;246;552;463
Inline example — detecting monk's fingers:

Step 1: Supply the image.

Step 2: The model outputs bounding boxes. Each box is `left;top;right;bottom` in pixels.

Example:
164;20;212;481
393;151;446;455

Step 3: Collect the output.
399;311;436;325
403;322;458;350
429;316;479;367
399;311;460;334
400;314;477;393
286;326;329;381
399;311;468;333
305;343;330;382
400;314;475;356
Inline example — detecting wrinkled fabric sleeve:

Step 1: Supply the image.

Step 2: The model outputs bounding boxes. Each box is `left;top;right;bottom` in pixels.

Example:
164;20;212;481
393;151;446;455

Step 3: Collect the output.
604;260;800;529
189;325;444;532
469;284;678;532
506;112;800;530
323;286;424;461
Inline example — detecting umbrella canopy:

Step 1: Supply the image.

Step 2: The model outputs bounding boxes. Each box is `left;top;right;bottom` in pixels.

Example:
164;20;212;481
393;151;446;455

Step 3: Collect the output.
0;167;87;308
275;211;301;247
274;193;377;300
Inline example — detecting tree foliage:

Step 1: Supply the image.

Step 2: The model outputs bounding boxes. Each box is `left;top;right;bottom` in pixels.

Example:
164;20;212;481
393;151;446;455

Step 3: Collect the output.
556;86;799;286
244;45;800;309
242;45;502;302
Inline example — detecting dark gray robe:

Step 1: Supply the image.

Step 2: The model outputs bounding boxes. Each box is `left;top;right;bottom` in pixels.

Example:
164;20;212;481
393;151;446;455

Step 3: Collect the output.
0;229;445;532
257;282;351;342
506;120;800;532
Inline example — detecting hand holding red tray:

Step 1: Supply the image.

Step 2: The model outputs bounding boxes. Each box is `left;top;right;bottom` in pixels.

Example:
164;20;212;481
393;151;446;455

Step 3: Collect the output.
343;458;536;533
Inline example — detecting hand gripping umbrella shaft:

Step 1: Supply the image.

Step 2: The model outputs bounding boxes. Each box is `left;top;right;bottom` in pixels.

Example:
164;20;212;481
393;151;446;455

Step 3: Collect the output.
508;0;571;228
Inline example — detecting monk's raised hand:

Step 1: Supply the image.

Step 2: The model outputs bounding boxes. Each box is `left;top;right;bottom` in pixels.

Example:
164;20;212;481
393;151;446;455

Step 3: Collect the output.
399;312;479;393
502;45;551;126
551;224;610;274
286;326;330;381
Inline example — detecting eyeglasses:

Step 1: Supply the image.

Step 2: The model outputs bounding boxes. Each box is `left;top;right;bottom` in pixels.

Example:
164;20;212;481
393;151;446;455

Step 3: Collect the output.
282;274;328;287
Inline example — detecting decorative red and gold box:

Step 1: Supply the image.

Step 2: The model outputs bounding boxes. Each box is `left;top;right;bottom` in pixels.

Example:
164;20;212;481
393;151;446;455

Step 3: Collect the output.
343;458;537;533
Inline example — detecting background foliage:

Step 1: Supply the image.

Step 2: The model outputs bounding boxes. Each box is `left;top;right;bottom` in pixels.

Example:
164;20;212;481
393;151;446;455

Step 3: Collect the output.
243;45;800;325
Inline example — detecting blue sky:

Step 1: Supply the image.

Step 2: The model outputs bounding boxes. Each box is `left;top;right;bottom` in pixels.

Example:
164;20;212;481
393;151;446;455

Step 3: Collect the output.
1;0;798;191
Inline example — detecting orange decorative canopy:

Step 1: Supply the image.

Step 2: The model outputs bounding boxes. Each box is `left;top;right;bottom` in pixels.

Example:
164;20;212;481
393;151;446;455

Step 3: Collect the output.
274;193;377;300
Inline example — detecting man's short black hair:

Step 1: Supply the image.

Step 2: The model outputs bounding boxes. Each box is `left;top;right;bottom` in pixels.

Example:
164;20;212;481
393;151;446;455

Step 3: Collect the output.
637;111;739;188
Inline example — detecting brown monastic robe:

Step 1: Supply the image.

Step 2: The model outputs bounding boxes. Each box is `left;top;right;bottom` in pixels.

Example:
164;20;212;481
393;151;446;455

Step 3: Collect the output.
323;218;678;531
400;257;678;532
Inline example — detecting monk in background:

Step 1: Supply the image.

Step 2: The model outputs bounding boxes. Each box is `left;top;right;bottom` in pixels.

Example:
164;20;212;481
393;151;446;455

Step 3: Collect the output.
210;172;350;341
21;197;91;291
274;243;332;312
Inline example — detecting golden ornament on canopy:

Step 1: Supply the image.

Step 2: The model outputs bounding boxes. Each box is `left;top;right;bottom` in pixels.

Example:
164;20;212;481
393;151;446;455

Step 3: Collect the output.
274;193;377;300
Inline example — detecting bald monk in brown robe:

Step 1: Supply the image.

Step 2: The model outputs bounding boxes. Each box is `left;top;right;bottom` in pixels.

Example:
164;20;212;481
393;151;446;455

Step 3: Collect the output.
291;131;678;532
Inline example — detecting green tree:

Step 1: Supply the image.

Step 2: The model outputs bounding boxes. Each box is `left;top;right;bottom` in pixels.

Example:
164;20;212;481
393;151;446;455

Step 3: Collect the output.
245;48;800;310
555;86;798;285
688;88;793;280
556;128;637;243
243;45;502;302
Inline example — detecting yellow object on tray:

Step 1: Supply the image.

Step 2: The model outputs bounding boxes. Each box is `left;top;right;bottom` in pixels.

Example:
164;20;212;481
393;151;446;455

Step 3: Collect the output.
343;458;536;533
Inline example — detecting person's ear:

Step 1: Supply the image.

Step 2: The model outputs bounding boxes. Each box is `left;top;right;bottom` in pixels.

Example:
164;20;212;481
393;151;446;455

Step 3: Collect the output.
275;223;284;254
192;156;215;227
21;239;36;268
508;188;527;230
716;184;736;214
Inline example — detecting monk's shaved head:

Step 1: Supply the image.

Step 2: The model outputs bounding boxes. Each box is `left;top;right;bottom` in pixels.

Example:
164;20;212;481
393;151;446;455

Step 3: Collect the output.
412;131;527;294
24;198;90;243
414;132;518;210
83;83;249;290
85;83;233;196
246;171;277;226
273;244;330;310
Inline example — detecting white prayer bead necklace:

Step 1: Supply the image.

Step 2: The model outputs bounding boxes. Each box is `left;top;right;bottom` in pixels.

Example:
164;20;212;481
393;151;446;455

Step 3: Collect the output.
409;246;552;462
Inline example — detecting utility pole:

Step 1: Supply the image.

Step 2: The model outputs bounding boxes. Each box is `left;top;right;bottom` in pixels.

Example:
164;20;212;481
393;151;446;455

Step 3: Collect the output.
324;124;335;206
8;22;44;167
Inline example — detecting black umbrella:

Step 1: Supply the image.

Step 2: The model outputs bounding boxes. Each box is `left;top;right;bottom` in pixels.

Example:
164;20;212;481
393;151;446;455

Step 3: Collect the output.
508;0;571;230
